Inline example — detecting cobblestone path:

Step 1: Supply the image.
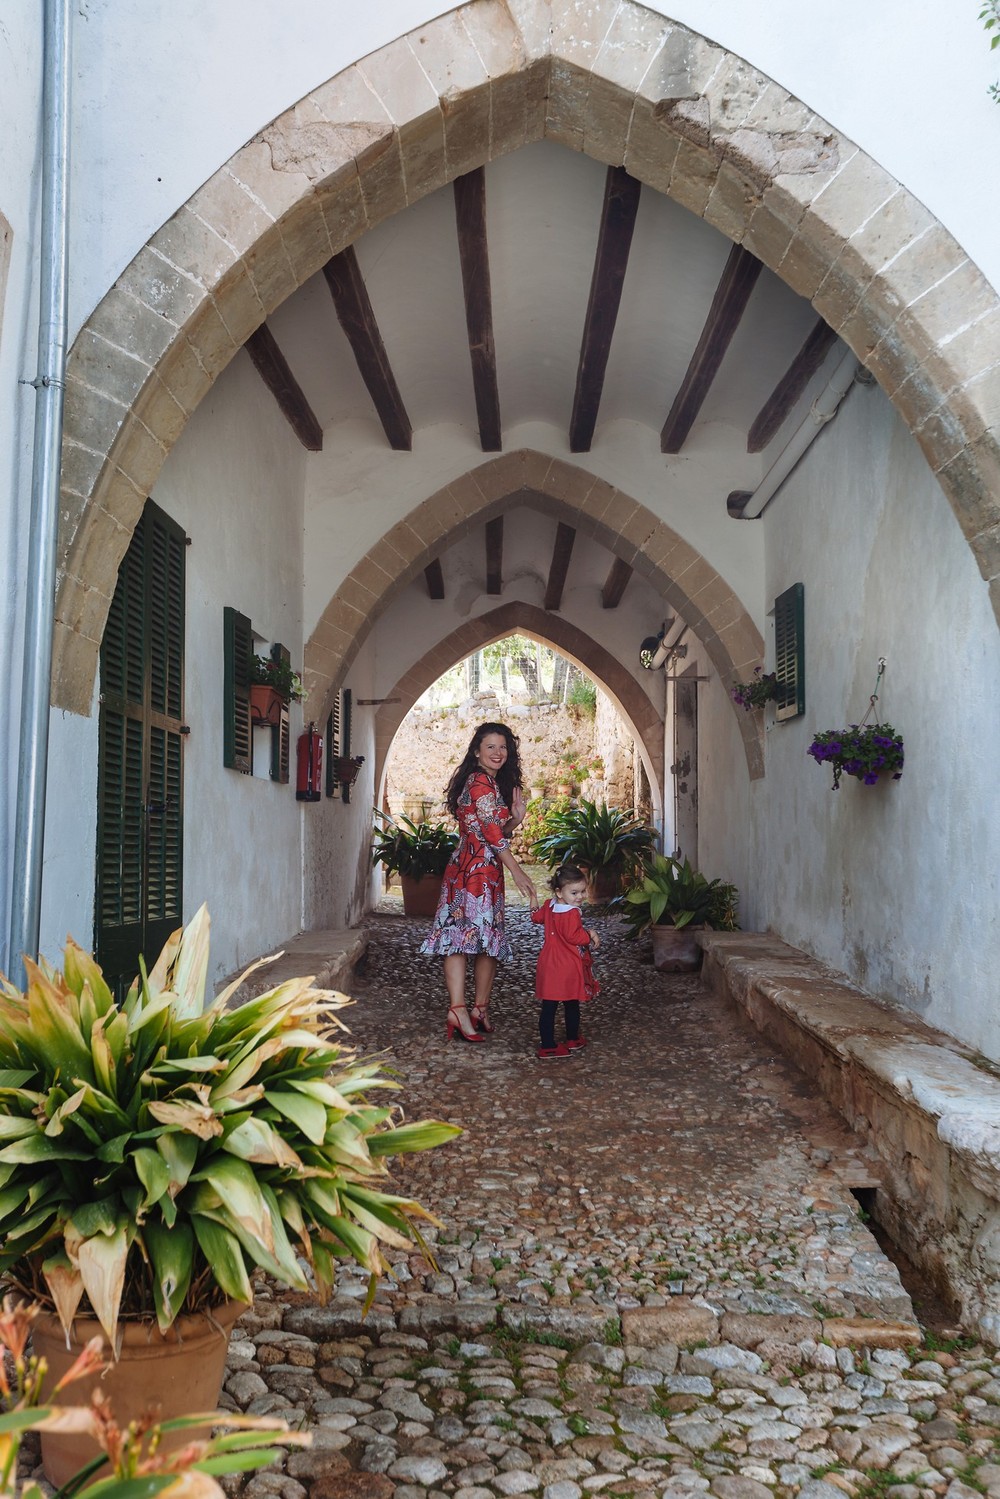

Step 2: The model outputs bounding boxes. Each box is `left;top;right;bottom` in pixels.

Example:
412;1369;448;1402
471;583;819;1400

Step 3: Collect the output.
222;905;1000;1499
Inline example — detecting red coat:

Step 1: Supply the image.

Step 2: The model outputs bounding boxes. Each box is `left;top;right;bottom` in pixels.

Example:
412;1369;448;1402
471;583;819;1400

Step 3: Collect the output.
530;900;598;1002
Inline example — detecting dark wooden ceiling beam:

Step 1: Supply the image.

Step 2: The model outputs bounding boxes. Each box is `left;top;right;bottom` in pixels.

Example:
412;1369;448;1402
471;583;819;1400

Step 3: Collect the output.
601;555;633;609
485;516;503;595
570;166;642;453
453;168;501;452
322;246;412;450
424;559;445;599
746;317;839;452
245;325;323;451
660;244;763;454
544;523;576;612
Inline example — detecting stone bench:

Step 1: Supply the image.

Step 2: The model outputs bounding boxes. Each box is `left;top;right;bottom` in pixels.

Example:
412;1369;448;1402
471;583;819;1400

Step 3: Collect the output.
218;927;367;1006
700;932;1000;1348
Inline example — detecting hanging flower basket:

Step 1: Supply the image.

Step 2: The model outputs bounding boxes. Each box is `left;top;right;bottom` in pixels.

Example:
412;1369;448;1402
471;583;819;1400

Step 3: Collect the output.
807;659;904;789
335;754;365;786
731;667;779;711
808;724;904;789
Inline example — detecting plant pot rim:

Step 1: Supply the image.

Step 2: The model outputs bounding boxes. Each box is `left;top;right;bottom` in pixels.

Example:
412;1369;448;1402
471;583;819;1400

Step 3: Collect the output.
32;1297;249;1352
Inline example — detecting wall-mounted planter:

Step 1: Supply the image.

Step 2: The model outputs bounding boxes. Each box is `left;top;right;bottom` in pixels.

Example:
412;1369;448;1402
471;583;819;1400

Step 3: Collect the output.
250;684;285;727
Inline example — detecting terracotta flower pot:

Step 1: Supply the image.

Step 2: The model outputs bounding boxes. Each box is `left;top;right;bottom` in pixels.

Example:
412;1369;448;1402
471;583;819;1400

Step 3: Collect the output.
250;683;285;726
400;872;443;919
650;923;704;973
32;1299;247;1486
585;865;623;904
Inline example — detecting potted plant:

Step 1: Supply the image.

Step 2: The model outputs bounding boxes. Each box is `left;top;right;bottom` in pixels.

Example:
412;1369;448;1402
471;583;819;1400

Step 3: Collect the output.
531;798;657;902
616;853;738;972
0;907;458;1482
807;722;904;789
730;667;779;711
249;654;305;725
372;810;459;918
0;1294;308;1497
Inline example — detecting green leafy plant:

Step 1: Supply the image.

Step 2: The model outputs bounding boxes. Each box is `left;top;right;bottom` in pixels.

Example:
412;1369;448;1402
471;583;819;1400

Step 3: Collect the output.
616;853;739;935
0;1295;308;1499
371;810;459;879
531;799;657;882
0;908;460;1347
249;654;305;703
807;723;904;789
566;676;597;715
730;667;779;711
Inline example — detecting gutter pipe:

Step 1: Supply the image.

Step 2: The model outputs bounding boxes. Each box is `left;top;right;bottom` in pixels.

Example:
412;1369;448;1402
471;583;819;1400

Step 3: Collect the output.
8;0;72;984
728;348;864;520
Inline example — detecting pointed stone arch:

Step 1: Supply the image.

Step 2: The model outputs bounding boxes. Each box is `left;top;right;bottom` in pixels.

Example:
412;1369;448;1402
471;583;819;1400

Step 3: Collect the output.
52;0;1000;716
372;601;666;808
309;449;765;777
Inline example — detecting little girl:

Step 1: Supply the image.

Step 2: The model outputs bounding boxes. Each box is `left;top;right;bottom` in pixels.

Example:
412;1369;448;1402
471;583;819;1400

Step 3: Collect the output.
530;862;600;1061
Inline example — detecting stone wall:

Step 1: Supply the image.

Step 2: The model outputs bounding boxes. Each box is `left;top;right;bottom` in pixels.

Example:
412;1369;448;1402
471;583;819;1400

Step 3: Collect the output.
384;691;635;822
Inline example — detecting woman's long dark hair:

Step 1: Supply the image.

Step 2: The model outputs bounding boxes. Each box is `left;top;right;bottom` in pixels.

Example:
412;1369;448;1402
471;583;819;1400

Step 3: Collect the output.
445;722;523;815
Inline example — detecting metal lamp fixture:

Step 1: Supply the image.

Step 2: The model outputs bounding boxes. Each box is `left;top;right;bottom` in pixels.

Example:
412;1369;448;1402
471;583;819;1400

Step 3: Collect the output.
639;625;670;671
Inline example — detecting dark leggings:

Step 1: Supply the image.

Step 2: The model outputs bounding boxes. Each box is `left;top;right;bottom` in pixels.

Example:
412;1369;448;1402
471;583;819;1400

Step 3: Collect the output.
539;1000;580;1048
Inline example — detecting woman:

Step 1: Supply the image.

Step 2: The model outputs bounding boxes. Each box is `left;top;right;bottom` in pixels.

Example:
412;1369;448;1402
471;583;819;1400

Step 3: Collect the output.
420;722;538;1042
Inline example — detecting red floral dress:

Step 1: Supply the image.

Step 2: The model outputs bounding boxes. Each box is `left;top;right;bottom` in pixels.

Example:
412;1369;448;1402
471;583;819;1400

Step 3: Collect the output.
419;770;512;959
530;900;599;1001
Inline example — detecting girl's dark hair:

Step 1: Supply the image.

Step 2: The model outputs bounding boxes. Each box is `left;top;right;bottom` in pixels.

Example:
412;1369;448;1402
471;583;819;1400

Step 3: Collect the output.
550;863;586;892
445;721;523;815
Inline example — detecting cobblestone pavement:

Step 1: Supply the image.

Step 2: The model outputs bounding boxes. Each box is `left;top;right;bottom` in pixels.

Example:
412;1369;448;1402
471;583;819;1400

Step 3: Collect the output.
222;904;999;1499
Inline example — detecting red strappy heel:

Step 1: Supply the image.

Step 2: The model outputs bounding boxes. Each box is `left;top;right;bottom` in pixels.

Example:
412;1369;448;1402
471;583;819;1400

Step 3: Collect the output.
446;1006;485;1043
470;1004;495;1034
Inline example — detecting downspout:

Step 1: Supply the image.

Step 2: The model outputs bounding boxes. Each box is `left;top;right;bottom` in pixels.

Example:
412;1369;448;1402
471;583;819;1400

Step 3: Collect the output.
8;0;72;983
728;348;864;519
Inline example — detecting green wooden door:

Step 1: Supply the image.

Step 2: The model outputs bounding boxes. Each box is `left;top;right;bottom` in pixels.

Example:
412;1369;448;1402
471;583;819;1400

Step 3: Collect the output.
95;499;186;996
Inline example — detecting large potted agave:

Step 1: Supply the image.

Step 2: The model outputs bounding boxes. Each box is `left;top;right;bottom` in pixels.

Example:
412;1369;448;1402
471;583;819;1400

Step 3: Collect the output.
0;906;459;1483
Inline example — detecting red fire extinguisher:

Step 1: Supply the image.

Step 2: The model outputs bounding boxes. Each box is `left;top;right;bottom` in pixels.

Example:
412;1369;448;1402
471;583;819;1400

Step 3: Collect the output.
296;722;323;802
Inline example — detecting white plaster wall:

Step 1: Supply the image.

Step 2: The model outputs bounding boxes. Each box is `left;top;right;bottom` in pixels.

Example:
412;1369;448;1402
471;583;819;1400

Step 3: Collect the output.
302;642;377;935
694;652;756;930
761;383;1000;1062
148;351;309;986
62;0;1000;344
303;419;766;640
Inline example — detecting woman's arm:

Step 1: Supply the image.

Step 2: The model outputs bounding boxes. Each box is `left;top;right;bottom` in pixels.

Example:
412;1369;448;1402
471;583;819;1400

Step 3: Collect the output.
498;844;538;907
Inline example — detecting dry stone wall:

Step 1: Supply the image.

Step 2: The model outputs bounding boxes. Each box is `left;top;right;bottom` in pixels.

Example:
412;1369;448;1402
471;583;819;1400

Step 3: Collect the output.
384;691;636;823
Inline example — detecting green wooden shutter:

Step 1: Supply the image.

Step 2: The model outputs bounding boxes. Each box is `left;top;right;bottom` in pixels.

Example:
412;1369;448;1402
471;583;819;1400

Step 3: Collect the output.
96;499;186;997
341;688;354;803
774;582;805;721
325;695;341;796
270;644;291;785
224;607;252;772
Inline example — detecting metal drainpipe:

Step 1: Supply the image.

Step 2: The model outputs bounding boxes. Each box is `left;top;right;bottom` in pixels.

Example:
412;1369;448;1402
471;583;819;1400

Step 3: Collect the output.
8;0;72;985
729;348;864;520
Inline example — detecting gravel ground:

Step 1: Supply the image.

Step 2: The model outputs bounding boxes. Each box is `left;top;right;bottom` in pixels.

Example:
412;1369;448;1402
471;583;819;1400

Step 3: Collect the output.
219;903;999;1499
25;903;1000;1499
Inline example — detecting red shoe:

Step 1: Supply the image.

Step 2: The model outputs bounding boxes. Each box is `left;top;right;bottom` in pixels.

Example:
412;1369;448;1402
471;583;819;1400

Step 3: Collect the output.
470;1004;495;1034
536;1044;571;1061
447;1006;485;1043
565;1037;588;1051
